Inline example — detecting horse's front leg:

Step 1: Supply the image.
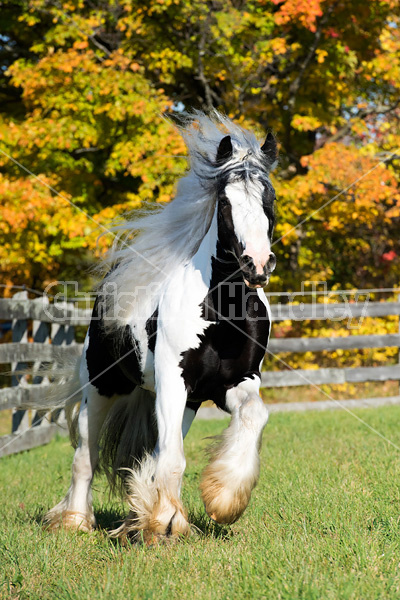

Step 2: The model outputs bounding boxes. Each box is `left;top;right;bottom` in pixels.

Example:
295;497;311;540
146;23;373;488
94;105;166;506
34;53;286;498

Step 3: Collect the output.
118;347;190;544
200;377;268;524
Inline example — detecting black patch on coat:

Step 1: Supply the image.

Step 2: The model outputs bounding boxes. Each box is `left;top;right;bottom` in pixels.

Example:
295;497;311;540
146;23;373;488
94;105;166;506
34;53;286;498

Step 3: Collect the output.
145;308;158;353
85;296;142;397
179;242;270;410
261;183;276;238
216;191;244;260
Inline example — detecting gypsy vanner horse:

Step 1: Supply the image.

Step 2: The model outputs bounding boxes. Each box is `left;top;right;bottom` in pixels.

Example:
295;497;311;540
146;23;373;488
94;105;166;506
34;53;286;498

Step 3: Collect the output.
43;112;278;544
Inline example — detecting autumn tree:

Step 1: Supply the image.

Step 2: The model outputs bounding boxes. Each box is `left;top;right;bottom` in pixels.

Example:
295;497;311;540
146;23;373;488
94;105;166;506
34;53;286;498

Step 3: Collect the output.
0;0;399;291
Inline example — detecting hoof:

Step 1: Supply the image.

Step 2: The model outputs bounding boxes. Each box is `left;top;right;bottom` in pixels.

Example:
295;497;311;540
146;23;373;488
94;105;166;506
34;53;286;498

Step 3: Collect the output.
200;465;254;525
139;530;188;547
112;456;190;545
202;487;250;525
110;508;190;546
44;510;95;533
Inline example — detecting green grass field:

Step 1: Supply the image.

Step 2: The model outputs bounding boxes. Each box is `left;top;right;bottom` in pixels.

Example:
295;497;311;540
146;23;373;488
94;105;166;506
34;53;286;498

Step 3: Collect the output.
1;407;400;600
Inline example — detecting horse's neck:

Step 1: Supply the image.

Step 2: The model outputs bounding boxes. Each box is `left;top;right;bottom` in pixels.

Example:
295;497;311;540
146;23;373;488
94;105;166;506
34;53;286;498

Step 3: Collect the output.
191;206;242;288
191;208;218;282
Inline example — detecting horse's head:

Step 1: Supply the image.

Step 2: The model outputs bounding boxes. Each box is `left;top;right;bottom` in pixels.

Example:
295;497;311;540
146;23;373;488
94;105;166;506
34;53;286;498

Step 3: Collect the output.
215;133;277;288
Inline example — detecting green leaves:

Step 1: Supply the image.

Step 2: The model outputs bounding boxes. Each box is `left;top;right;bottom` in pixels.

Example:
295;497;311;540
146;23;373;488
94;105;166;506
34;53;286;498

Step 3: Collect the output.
0;0;399;290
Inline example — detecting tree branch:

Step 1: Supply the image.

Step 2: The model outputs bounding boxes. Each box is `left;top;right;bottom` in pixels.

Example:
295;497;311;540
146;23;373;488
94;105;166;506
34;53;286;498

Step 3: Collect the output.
324;100;400;145
196;18;215;112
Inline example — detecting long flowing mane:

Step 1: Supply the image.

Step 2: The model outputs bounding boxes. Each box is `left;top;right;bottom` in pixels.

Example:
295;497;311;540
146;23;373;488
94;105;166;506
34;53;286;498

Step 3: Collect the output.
100;110;272;327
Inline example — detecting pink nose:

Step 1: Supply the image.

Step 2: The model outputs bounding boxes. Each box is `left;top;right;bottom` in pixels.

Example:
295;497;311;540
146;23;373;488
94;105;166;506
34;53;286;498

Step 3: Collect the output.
255;252;276;275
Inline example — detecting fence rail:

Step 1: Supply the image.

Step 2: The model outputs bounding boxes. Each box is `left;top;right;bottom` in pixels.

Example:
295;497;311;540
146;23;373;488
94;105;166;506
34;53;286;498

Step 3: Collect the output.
270;302;400;320
268;334;400;353
261;365;400;387
0;342;83;364
1;297;400;323
0;291;399;457
0;298;92;324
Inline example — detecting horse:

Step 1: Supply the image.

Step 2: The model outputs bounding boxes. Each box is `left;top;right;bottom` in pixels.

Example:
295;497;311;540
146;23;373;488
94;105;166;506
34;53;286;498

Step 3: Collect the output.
43;111;278;544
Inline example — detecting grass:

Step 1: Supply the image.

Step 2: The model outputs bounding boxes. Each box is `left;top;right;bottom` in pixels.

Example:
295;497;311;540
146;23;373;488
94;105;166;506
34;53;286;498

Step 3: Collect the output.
1;407;400;599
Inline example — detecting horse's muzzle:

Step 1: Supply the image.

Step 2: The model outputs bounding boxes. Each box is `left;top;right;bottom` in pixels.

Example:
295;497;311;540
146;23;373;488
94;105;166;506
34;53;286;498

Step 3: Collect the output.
239;252;276;288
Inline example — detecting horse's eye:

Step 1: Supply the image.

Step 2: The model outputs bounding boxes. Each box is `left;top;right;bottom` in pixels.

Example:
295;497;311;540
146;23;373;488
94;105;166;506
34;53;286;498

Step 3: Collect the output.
219;195;229;207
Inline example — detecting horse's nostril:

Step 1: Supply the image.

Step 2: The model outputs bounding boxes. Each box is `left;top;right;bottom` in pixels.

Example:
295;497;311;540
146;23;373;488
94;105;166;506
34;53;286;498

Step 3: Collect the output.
242;255;253;267
267;252;276;272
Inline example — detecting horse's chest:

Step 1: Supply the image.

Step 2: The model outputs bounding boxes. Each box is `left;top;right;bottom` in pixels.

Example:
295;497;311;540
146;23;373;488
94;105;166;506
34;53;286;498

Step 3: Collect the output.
179;294;270;402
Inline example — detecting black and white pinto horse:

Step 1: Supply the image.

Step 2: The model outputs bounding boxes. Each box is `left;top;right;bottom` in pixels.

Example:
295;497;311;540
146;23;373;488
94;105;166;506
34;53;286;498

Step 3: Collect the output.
45;112;278;543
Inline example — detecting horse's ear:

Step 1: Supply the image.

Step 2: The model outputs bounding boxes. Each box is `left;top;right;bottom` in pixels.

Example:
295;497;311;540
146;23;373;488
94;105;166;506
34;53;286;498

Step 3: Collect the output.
216;135;233;163
261;132;278;164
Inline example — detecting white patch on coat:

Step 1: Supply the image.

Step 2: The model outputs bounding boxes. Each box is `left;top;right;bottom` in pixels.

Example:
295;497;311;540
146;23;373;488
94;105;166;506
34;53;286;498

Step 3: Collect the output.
120;208;217;392
225;178;272;274
257;287;272;325
158;211;217;353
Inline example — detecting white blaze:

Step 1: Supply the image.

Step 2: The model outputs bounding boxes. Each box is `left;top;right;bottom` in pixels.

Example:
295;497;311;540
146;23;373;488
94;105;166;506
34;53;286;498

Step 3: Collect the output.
225;178;271;273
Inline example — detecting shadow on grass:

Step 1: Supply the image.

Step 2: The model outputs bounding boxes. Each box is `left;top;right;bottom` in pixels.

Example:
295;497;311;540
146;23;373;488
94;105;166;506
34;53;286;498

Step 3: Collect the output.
95;506;125;532
32;506;46;526
188;509;233;540
30;504;124;534
30;504;233;546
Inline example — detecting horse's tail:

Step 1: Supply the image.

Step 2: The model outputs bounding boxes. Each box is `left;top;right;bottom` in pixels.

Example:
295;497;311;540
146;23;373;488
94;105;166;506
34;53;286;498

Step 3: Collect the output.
98;388;158;495
17;356;83;441
17;355;82;411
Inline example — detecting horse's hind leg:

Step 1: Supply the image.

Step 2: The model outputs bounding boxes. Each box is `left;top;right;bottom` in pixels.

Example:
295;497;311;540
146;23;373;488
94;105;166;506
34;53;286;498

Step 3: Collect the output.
200;377;268;525
44;383;115;532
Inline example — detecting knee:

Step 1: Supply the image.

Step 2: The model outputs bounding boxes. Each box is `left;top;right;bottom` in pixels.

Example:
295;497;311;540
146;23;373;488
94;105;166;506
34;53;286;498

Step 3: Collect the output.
239;395;269;431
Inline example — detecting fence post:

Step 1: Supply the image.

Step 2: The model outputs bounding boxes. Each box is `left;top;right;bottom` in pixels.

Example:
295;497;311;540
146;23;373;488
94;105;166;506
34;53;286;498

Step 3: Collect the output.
31;296;51;427
11;290;29;433
51;301;75;423
51;300;75;346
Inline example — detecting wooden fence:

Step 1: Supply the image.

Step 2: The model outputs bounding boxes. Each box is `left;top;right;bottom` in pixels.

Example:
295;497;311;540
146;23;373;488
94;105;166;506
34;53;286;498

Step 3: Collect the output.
263;298;400;388
0;290;399;457
0;291;83;457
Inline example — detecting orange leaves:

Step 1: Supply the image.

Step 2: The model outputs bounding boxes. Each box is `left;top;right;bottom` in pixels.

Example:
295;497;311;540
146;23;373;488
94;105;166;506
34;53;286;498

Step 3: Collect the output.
2;0;400;293
73;40;89;50
271;0;324;32
315;49;328;64
0;174;94;285
3;35;184;217
273;140;400;290
270;37;287;55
